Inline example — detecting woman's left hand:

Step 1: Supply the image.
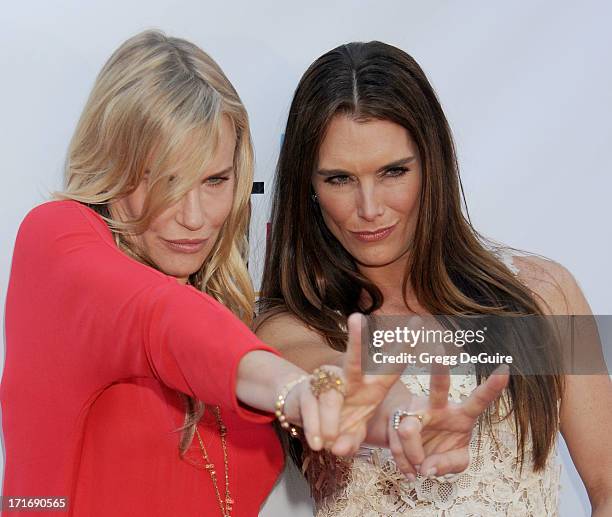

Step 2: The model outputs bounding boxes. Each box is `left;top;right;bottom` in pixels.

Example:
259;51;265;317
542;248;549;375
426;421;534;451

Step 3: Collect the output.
389;359;509;478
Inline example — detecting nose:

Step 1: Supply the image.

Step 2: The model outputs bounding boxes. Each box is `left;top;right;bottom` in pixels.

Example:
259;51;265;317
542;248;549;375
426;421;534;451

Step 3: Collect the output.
356;183;384;221
176;187;205;230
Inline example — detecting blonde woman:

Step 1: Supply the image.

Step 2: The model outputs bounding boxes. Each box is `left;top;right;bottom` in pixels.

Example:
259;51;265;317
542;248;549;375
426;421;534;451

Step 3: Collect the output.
0;31;407;517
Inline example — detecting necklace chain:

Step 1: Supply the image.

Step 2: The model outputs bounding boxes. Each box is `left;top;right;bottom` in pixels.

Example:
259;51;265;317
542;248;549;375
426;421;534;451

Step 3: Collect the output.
195;405;233;517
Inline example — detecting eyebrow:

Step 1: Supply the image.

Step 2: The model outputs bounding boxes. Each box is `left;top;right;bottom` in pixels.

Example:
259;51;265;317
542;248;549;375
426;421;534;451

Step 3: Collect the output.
206;166;234;177
316;156;416;176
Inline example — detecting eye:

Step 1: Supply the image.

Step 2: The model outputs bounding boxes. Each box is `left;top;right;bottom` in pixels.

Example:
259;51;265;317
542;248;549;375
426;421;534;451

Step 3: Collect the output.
324;174;352;186
384;166;409;178
203;176;230;188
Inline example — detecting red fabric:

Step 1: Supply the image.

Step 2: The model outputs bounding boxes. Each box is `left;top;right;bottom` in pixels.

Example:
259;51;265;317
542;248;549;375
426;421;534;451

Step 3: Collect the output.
1;200;284;516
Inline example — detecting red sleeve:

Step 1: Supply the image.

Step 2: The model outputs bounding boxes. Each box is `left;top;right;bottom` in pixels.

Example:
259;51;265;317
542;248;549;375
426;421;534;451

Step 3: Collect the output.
4;200;276;423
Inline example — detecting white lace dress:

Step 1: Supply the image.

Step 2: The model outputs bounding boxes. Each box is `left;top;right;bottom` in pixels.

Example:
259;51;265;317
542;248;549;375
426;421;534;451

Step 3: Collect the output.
303;250;562;517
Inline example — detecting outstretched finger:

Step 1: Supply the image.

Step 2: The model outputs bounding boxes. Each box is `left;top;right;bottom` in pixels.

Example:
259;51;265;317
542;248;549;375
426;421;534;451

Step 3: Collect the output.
428;346;451;409
343;313;364;387
462;364;509;419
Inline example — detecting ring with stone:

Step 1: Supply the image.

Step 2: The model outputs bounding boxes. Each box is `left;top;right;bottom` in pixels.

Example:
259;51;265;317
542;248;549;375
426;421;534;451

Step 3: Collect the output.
392;410;425;430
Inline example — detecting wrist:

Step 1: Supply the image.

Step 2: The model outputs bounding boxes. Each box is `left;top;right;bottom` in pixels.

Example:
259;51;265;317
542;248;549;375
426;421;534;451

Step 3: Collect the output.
274;371;309;426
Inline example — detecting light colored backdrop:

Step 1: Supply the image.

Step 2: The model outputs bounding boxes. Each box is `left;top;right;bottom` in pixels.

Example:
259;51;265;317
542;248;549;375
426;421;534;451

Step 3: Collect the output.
2;1;610;515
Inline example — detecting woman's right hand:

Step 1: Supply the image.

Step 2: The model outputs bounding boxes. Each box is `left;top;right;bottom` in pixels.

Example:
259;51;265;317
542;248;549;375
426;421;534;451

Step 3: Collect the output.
282;313;401;455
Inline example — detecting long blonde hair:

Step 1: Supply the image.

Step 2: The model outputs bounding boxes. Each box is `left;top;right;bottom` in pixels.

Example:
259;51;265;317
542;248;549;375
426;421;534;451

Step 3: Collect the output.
55;29;255;454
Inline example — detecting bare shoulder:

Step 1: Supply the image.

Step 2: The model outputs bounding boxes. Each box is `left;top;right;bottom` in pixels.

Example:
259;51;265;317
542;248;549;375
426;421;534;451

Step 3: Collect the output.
254;311;341;370
254;311;327;351
510;255;591;315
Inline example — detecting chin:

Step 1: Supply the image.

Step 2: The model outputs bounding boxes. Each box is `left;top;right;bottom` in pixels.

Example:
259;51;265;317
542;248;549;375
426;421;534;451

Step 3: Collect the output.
160;262;202;280
354;255;394;267
353;249;408;268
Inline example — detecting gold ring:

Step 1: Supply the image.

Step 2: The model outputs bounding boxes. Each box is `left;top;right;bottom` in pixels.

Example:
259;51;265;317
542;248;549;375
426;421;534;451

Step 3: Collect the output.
392;410;424;430
310;368;345;398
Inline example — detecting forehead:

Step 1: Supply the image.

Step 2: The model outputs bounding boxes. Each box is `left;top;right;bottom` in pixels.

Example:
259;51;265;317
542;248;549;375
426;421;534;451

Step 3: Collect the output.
166;113;236;171
201;114;236;171
317;115;417;173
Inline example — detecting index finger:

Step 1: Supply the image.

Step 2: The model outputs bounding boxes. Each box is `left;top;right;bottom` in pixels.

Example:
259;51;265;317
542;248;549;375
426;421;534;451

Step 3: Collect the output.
343;313;364;387
462;365;510;418
428;346;451;409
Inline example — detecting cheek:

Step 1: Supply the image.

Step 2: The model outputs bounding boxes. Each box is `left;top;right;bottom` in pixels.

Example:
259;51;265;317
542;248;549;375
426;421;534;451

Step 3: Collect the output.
318;194;355;230
206;189;235;229
390;190;420;217
139;213;172;250
388;177;421;219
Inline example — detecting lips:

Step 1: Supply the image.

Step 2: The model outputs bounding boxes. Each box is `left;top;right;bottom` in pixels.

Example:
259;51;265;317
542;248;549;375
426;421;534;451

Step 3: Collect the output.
162;238;207;254
350;224;396;243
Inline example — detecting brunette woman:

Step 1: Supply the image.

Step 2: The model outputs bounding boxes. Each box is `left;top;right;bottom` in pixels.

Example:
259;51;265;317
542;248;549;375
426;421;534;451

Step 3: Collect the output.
257;42;612;516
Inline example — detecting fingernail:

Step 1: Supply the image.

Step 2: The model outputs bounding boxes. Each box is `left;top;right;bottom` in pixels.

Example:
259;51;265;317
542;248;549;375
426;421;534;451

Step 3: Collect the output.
406;473;416;482
414;464;421;472
312;435;322;449
425;467;437;477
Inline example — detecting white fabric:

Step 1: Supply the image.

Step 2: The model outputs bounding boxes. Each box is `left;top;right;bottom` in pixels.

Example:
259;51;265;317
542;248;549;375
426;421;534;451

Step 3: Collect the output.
303;251;562;516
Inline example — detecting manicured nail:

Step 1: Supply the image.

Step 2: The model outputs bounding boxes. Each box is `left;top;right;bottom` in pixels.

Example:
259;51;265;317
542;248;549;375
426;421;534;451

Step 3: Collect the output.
406;473;416;482
497;364;510;375
425;467;437;477
312;435;322;449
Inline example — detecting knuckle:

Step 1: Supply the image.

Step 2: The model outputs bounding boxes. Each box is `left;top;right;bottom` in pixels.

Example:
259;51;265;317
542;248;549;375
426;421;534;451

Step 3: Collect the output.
397;425;416;439
319;392;341;409
407;452;425;465
390;444;404;457
320;427;336;441
457;454;470;471
395;461;412;474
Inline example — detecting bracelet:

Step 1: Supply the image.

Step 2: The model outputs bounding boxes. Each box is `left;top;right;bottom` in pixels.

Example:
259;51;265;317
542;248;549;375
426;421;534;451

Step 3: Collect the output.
275;374;309;437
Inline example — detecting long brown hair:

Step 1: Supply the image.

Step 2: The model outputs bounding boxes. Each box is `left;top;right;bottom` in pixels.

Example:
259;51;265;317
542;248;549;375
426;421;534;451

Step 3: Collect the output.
56;30;255;456
259;41;563;470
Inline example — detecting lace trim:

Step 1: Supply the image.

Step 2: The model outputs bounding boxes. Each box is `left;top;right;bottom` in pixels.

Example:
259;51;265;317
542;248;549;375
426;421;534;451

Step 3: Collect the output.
495;247;521;275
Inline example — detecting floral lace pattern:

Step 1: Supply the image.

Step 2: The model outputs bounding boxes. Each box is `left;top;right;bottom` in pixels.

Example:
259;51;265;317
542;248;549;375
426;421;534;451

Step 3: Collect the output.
303;250;562;516
305;372;561;516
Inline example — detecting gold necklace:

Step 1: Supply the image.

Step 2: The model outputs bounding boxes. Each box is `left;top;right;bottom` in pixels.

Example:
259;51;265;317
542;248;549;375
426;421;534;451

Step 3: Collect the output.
195;406;233;517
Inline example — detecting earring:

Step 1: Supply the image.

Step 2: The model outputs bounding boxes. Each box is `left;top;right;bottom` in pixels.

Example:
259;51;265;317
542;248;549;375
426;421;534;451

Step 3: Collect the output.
311;193;318;203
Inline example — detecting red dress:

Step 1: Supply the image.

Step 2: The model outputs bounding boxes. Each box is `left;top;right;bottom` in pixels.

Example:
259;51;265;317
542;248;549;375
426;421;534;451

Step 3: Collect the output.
1;200;284;516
